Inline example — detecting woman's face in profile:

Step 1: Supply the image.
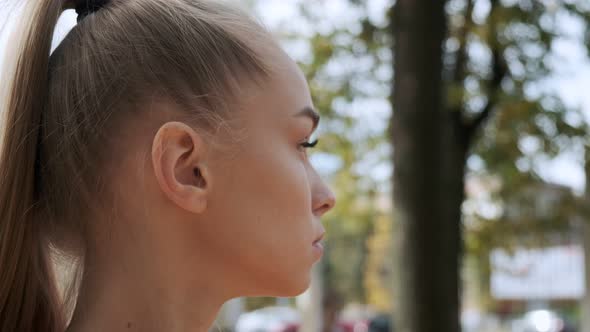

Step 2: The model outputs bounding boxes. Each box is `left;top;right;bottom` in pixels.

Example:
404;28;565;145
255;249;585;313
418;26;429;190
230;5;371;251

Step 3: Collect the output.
193;49;336;297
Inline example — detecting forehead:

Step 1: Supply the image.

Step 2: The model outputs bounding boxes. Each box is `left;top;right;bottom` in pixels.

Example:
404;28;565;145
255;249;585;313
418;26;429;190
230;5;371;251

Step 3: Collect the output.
238;48;312;122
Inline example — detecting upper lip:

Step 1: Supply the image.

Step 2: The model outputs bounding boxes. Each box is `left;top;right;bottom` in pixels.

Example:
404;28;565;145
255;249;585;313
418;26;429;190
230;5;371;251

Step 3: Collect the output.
313;231;325;244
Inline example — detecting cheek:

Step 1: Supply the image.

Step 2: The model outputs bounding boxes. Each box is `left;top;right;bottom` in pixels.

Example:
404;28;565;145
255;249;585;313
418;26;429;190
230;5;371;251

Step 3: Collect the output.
217;140;312;226
203;141;315;292
240;149;313;261
264;147;310;220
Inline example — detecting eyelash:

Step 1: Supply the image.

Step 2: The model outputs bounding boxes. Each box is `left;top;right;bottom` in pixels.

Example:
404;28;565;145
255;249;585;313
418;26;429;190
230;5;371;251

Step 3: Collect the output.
300;138;319;149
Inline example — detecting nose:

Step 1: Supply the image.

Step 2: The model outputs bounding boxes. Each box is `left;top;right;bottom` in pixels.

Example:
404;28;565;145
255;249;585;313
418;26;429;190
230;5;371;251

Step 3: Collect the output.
312;177;336;217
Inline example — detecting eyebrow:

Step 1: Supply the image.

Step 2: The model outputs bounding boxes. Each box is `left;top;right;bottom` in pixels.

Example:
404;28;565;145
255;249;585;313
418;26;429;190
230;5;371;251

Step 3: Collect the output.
293;106;320;132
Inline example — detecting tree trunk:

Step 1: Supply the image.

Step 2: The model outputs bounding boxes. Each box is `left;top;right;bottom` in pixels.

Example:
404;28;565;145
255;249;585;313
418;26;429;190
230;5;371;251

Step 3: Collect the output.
581;225;590;332
391;0;461;331
581;144;590;332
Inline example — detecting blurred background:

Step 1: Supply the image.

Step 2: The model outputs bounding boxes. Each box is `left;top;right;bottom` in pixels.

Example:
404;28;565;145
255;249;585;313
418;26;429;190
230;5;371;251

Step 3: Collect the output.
3;0;590;331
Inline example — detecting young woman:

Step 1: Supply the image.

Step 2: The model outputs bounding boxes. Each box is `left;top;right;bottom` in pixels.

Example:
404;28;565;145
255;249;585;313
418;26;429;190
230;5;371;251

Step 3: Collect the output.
0;0;336;331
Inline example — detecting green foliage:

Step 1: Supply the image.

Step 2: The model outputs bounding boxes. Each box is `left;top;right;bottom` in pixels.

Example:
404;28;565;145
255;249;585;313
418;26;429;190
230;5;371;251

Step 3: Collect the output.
364;213;395;312
260;0;590;309
445;0;590;305
264;1;394;305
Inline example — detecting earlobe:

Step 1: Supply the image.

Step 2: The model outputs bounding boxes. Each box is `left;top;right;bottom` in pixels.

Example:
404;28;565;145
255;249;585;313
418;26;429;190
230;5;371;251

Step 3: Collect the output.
151;121;210;214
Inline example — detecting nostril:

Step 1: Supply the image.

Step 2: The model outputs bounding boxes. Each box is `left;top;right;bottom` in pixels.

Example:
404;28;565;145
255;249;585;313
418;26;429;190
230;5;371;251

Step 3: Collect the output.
314;194;335;216
318;204;331;215
312;179;336;216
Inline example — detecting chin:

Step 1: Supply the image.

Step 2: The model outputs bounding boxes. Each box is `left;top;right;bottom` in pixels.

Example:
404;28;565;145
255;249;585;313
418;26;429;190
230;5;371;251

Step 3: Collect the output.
281;281;311;297
246;269;312;298
276;270;313;297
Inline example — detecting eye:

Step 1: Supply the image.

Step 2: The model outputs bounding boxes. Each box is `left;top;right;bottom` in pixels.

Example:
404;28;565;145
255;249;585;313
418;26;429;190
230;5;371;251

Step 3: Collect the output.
300;138;319;149
298;138;319;156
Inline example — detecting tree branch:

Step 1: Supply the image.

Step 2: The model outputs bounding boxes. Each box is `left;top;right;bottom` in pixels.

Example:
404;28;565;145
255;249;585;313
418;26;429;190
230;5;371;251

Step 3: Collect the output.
465;0;507;142
447;0;475;148
451;0;474;84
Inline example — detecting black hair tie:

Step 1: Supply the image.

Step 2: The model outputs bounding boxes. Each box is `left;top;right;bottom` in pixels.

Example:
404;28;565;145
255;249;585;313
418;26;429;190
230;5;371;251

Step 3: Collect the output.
74;0;110;22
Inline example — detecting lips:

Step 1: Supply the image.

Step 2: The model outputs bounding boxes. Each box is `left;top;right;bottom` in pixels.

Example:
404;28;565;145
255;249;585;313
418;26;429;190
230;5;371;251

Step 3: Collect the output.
313;231;325;245
312;231;325;258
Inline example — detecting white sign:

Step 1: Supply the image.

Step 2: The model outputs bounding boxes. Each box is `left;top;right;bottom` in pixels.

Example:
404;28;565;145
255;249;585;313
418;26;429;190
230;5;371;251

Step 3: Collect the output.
490;245;585;300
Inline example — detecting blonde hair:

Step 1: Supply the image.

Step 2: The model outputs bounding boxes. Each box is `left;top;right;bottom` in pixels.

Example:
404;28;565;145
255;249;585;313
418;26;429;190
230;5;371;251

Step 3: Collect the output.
0;0;272;331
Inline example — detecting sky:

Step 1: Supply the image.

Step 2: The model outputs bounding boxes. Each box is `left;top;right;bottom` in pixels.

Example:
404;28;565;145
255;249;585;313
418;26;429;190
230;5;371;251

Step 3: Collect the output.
256;0;590;194
533;9;590;193
0;0;588;193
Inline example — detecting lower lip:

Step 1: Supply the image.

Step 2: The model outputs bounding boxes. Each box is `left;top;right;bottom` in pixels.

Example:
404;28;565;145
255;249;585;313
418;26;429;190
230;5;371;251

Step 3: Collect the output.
312;242;324;257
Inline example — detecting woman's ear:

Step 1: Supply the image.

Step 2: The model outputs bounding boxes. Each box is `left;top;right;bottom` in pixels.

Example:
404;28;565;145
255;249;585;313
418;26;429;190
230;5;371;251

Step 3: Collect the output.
151;121;210;214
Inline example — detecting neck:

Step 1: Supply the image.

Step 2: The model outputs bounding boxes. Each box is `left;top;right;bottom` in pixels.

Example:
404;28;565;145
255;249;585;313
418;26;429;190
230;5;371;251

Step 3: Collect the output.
65;251;230;332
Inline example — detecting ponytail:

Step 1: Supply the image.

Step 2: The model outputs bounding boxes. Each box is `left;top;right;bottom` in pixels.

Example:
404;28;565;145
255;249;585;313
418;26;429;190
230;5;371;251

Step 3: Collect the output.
0;1;67;331
1;0;275;329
